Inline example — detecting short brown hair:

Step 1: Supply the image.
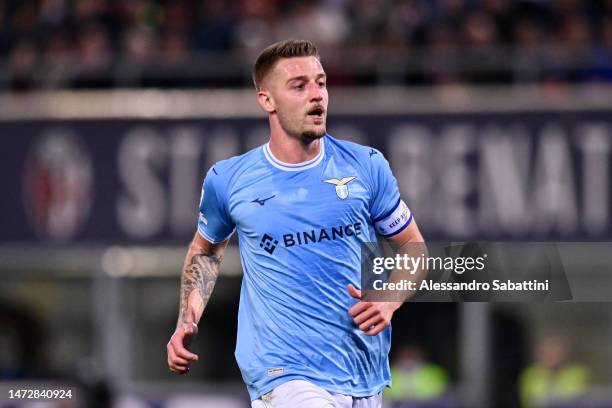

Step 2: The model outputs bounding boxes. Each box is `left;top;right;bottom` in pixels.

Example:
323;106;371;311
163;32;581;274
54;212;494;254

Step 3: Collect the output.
252;39;320;90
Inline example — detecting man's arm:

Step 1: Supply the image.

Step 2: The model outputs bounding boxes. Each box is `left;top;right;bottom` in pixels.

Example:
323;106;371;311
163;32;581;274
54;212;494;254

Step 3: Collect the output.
167;232;229;374
348;219;425;336
385;219;428;300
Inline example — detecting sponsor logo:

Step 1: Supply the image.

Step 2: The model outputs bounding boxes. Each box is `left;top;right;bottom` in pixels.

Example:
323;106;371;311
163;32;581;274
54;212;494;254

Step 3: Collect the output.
259;233;279;254
260;222;363;254
283;223;362;247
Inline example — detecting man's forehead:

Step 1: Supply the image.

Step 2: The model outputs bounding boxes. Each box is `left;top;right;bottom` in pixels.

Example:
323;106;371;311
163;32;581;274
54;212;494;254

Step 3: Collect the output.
272;56;325;80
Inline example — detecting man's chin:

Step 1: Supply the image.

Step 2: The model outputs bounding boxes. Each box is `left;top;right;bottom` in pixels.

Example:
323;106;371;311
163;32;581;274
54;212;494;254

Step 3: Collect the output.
299;129;326;143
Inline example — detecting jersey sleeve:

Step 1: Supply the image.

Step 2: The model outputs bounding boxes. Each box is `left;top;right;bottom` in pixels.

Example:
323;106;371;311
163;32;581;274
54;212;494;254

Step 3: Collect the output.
368;150;413;237
197;166;235;243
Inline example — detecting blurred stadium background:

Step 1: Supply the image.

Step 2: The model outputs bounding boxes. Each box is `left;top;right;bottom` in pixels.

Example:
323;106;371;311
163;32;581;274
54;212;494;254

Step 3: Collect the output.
2;0;612;407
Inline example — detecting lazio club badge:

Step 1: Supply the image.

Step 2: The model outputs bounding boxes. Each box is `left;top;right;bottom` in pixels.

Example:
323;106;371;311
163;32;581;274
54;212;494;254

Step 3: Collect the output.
323;176;357;200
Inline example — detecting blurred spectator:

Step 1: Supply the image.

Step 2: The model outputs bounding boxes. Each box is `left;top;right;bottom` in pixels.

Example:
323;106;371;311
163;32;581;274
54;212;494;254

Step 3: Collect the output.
277;1;350;47
121;26;156;64
433;0;465;30
161;30;189;64
585;16;612;82
348;0;389;46
385;344;450;405
41;31;74;88
117;0;162;30
77;23;112;71
422;22;460;84
165;1;191;31
8;38;37;90
71;23;113;88
460;11;506;83
38;0;68;30
0;3;7;54
9;38;37;71
512;17;546;83
519;336;589;408
234;0;279;52
192;0;235;51
74;0;108;22
482;0;513;44
10;2;38;38
553;15;593;81
383;0;428;47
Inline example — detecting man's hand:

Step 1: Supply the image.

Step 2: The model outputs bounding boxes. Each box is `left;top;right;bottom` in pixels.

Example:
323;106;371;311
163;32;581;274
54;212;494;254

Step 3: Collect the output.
347;284;402;336
167;322;199;374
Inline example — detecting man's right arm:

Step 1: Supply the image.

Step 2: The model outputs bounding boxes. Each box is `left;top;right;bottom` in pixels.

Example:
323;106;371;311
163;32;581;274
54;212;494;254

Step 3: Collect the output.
167;232;229;374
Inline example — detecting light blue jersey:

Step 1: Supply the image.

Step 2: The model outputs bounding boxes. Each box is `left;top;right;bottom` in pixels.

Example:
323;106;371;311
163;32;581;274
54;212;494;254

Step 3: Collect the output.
197;134;412;400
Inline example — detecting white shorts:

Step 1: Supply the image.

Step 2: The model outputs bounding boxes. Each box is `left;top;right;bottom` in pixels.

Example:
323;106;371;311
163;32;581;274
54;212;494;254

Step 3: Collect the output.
251;380;383;408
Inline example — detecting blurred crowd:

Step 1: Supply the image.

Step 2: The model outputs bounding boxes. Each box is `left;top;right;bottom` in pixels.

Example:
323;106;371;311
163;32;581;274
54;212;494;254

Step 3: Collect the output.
2;0;612;89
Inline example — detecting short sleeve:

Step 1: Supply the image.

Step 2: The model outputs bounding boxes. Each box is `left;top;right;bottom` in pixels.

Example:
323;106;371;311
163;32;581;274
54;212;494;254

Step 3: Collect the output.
197;166;235;243
369;151;412;237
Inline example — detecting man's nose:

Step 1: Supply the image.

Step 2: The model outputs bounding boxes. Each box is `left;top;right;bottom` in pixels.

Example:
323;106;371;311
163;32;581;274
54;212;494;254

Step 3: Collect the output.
309;83;324;101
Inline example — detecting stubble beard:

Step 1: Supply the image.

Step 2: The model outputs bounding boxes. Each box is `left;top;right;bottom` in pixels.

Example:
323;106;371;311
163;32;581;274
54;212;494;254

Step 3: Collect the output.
278;113;326;145
299;128;326;144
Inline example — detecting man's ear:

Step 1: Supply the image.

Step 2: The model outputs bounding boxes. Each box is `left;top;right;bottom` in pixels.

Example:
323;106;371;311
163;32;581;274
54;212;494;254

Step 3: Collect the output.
257;89;276;113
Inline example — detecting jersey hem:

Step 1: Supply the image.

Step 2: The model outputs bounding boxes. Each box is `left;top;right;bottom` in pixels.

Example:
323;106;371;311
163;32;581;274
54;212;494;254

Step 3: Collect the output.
249;375;391;401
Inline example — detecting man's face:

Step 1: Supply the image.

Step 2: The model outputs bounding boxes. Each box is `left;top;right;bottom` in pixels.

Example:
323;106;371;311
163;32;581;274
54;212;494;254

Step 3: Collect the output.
262;56;328;142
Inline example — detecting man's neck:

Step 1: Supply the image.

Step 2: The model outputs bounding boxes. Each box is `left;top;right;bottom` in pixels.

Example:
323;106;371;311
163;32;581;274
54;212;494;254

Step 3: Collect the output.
268;131;322;164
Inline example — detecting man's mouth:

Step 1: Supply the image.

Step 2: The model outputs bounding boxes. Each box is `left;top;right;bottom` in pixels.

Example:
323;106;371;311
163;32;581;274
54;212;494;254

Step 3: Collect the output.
307;107;325;119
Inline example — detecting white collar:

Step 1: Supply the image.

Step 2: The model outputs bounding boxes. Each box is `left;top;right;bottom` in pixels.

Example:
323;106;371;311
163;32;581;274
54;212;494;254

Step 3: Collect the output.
263;137;325;172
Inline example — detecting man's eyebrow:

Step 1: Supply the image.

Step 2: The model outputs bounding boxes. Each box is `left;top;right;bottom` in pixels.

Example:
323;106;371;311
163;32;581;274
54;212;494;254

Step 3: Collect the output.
286;73;327;83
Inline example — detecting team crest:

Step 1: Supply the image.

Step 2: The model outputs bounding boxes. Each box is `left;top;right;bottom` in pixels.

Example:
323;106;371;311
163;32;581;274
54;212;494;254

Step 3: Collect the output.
323;176;357;199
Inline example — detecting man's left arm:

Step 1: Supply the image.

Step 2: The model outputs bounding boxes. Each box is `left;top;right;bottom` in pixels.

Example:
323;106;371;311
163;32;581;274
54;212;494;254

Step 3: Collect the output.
348;219;426;336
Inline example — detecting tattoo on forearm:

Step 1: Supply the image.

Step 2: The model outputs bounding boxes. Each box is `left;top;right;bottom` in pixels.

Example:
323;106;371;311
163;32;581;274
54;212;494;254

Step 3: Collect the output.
178;250;221;326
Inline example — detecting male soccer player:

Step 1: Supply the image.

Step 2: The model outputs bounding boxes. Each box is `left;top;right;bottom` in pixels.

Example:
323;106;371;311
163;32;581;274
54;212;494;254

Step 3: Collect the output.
167;39;424;408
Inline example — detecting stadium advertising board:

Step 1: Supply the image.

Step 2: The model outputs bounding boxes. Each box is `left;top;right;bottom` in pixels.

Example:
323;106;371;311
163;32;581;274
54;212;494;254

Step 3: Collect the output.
2;112;610;243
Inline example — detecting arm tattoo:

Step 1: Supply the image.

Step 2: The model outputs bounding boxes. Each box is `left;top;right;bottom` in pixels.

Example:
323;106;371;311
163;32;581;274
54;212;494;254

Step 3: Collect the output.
178;250;221;327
